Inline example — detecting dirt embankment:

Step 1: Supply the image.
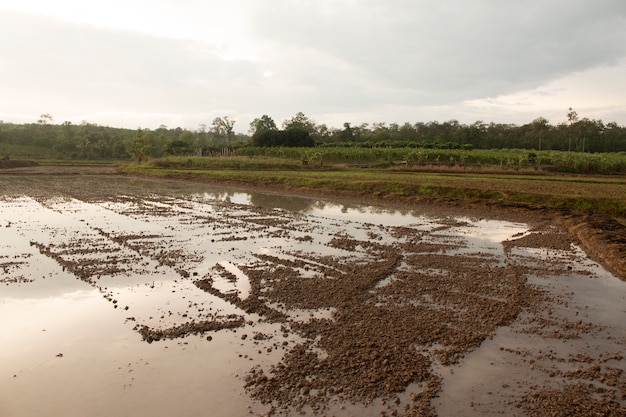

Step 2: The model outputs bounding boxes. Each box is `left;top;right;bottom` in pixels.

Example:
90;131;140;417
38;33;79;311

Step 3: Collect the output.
556;211;626;281
0;159;39;169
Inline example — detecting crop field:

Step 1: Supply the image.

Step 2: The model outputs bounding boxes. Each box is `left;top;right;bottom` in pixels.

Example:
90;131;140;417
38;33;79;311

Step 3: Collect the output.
237;146;626;173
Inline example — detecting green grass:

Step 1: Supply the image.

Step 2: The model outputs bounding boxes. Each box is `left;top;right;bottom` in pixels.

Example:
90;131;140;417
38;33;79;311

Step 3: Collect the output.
122;156;626;221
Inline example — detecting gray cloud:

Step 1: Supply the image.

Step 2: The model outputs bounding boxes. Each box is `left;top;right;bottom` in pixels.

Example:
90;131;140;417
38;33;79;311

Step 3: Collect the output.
1;1;625;129
0;12;259;111
247;0;626;101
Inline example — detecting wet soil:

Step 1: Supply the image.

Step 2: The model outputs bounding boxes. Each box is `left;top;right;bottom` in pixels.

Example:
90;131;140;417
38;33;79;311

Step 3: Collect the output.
1;166;625;417
0;159;39;169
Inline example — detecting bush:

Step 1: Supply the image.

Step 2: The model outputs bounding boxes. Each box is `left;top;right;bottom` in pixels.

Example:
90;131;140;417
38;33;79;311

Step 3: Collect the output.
252;129;314;147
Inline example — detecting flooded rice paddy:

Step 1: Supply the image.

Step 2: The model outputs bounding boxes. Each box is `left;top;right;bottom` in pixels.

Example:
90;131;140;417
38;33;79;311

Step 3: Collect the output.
1;174;625;416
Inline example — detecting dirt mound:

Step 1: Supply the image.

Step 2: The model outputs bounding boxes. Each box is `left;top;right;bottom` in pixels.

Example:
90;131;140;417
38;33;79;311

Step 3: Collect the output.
0;159;39;169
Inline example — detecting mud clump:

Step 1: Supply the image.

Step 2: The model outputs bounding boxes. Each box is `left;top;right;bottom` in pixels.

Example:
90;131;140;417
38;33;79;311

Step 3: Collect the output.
235;232;543;414
518;383;626;417
2;170;625;417
136;316;244;343
0;159;39;169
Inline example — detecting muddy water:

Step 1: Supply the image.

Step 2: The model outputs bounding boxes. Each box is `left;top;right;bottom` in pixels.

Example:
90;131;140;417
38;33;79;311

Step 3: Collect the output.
1;175;625;416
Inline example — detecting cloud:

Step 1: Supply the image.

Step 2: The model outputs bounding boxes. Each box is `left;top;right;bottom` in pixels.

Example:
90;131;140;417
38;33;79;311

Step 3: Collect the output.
247;0;626;101
1;1;625;130
0;11;265;126
464;58;626;124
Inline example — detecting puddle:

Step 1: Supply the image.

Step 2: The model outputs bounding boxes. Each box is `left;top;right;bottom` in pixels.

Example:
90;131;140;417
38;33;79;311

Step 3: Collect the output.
1;175;624;416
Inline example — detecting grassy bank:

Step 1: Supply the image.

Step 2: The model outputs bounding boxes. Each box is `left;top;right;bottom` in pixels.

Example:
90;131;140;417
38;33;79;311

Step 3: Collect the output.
122;156;626;222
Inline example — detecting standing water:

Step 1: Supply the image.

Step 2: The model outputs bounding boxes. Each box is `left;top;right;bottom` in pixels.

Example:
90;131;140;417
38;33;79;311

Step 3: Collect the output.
1;174;624;416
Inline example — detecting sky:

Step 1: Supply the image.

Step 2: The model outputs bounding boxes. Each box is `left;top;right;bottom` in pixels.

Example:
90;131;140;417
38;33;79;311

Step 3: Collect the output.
1;0;625;133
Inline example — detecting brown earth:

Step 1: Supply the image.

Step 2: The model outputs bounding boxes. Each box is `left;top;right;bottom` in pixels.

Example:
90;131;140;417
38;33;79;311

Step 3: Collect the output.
127;166;626;281
5;163;624;279
2;164;625;417
0;159;39;169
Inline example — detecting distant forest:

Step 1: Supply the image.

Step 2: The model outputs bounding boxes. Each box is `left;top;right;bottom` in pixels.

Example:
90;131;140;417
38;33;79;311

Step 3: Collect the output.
1;111;625;160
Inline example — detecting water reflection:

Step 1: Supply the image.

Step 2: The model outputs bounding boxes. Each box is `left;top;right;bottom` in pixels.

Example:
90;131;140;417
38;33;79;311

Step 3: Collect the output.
1;175;624;417
193;186;422;219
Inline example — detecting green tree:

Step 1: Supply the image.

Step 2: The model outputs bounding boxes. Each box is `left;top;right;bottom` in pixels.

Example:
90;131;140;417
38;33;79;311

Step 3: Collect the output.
339;122;354;141
282;112;316;133
162;129;196;156
576;118;602;153
37;113;53;125
398;122;417;142
178;130;195;145
195;124;210;147
249;114;277;135
316;123;332;142
567;107;579;152
165;140;193;156
531;117;549;151
211;116;236;145
252;130;314;147
125;129;152;163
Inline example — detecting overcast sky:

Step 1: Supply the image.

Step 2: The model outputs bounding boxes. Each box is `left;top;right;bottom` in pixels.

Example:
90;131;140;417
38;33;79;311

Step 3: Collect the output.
1;0;625;133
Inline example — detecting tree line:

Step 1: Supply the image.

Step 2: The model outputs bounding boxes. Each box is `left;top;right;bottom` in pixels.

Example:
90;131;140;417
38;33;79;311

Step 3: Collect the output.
0;116;248;161
1;109;625;161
